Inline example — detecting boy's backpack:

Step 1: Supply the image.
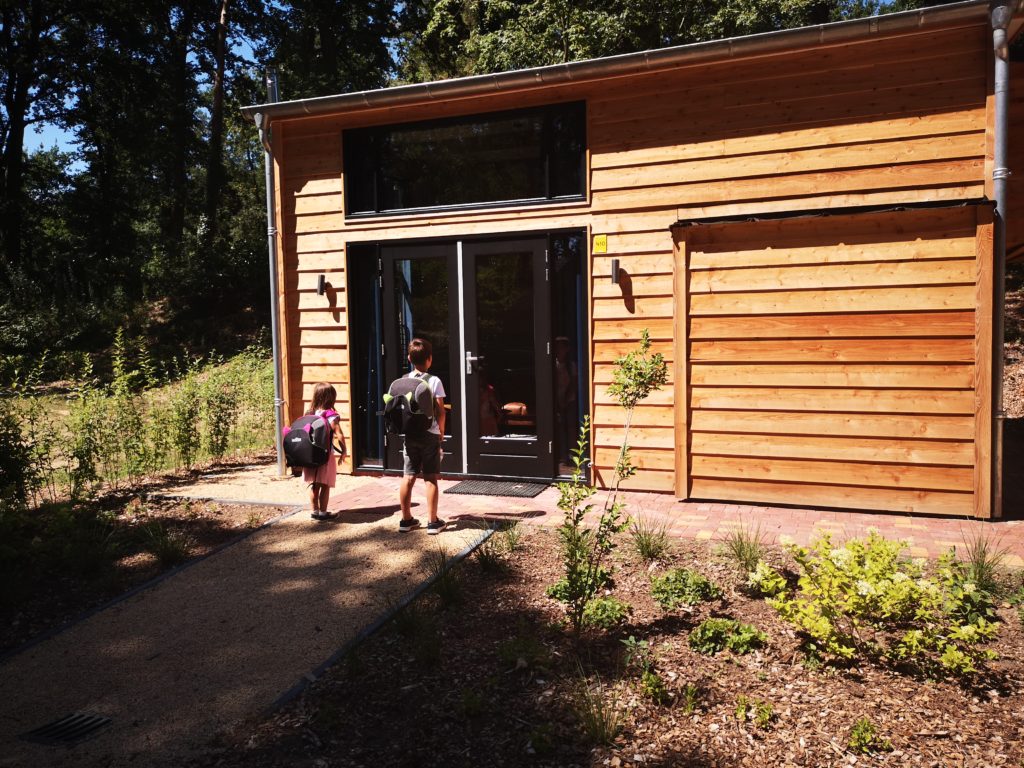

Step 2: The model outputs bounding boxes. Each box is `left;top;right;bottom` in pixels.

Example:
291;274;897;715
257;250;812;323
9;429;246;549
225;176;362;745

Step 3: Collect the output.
282;409;339;469
382;374;437;437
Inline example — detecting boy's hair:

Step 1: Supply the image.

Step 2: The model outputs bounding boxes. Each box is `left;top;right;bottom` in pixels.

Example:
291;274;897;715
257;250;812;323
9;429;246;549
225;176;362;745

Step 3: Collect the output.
308;382;337;414
407;338;432;367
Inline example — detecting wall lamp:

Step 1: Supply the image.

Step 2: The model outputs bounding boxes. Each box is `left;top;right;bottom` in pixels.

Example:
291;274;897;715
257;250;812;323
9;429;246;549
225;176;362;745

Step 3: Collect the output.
317;274;326;295
610;258;620;284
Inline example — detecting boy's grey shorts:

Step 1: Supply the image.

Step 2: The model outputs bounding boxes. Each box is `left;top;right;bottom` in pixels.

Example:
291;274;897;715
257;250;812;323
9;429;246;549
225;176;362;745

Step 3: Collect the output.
402;433;441;476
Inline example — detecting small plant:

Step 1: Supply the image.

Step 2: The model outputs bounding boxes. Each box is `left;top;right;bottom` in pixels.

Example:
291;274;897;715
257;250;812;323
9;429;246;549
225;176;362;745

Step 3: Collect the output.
848;716;893;754
735;696;775;729
722;521;768;574
245;510;264;529
389;597;428;638
959;525;1008;596
735;694;751;722
681;682;700;714
754;700;776;730
639;669;669;704
621;635;655;674
458;687;487;718
502;521;523;552
497;622;551;671
582;595;631;629
630;514;670;561
141;521;191;567
650;568;722;610
1009;582;1024;624
427;545;462;607
747;560;787;598
573;670;621;746
689;618;767;655
475;531;506;572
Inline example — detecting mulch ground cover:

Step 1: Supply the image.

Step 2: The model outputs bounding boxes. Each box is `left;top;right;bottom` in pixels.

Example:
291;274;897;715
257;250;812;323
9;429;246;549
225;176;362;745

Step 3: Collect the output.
1;485;288;656
194;525;1024;768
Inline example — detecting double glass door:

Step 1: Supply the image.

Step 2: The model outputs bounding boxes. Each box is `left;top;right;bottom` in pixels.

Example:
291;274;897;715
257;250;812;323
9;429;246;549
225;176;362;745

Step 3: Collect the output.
380;238;554;479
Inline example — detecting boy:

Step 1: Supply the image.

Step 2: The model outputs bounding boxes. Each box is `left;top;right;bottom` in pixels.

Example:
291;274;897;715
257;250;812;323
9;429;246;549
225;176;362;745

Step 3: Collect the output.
399;338;447;534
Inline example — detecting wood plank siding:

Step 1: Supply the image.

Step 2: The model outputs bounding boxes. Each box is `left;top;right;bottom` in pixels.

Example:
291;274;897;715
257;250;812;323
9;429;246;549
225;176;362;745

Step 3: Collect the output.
673;205;994;517
270;17;1000;513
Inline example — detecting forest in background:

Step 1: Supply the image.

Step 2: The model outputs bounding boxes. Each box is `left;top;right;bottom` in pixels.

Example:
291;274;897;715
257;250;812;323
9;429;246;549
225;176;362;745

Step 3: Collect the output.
1;0;955;382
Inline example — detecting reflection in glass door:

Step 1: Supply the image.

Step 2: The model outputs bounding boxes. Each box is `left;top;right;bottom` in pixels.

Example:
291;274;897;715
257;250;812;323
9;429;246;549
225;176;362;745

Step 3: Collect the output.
463;239;552;478
380;243;461;474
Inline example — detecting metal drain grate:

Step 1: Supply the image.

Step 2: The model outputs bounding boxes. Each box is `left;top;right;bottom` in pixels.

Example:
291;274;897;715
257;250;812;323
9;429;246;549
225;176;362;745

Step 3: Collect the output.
20;712;112;746
444;480;548;498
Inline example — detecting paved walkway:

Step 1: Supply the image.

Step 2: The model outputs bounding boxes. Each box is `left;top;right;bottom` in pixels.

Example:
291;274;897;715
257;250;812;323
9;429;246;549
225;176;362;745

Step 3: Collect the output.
3;465;1023;767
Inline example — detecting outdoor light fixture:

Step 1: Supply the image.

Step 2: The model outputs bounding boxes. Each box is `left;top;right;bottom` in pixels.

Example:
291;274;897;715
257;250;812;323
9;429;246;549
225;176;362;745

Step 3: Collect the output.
317;274;326;295
610;258;620;284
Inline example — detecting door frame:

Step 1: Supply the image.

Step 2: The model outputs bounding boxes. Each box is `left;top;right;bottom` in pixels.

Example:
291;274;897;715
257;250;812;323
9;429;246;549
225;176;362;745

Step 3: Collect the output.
348;228;589;482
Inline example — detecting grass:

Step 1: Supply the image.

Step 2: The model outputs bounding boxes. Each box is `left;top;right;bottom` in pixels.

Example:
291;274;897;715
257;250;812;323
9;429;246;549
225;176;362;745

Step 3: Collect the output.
629;514;670;561
722;521;769;574
141;520;191;567
426;545;462;607
959;525;1009;596
573;669;621;746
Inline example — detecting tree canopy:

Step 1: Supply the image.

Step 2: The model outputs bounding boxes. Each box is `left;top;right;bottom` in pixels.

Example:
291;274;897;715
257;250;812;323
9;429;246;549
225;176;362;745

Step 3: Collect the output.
0;0;958;374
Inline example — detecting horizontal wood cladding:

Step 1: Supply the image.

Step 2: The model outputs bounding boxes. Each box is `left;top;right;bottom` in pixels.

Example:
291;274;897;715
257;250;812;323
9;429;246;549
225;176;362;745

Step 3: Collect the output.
268;18;992;494
673;204;992;516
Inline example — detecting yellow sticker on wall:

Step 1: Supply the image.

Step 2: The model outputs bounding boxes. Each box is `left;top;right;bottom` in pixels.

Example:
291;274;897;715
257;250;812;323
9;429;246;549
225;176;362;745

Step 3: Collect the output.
593;234;607;254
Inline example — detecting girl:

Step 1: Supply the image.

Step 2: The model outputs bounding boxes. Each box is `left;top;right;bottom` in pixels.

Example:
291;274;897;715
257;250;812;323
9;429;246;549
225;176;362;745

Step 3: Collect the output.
304;382;346;520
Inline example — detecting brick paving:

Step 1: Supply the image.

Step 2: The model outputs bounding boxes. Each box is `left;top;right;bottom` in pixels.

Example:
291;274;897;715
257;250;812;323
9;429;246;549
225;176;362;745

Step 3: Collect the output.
329;475;1024;566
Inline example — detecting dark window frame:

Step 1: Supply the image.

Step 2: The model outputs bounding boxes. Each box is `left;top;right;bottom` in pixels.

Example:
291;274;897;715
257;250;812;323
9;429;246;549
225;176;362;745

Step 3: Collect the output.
343;102;586;218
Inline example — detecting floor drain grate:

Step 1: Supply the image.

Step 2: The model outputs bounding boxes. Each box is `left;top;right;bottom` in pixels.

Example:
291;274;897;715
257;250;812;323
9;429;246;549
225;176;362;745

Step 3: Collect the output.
20;712;112;746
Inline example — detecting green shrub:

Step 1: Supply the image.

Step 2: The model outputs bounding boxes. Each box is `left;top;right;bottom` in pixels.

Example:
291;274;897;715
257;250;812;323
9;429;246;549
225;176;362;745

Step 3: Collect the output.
747;560;787;598
769;531;999;675
651;568;721;610
582;595;631;629
168;367;202;469
848;717;892;754
689;617;766;655
0;397;36;507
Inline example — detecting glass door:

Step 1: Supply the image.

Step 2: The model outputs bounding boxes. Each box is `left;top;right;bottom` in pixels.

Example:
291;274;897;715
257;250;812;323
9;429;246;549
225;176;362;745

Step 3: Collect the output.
462;239;553;478
380;243;462;474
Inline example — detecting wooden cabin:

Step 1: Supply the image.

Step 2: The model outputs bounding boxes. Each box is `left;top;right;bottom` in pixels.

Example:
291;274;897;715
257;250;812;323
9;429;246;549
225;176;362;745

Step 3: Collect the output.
244;0;1024;519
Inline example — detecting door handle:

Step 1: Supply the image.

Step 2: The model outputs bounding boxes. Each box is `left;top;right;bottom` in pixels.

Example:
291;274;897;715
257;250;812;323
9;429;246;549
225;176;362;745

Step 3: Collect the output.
465;351;484;374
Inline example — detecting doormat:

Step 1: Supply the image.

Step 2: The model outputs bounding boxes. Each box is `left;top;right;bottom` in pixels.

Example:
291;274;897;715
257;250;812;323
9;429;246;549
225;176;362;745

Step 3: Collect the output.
444;480;548;498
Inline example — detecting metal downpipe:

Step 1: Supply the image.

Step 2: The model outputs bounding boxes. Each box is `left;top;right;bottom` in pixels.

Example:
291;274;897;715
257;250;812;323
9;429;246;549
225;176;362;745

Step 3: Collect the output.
258;69;287;477
991;1;1012;518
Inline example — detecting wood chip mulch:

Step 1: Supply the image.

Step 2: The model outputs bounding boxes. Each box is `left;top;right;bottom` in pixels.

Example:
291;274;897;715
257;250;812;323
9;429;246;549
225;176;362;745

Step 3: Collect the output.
194;527;1024;768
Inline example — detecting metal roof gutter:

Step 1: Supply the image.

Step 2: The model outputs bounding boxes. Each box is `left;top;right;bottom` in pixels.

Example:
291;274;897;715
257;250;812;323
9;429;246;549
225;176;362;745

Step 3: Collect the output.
241;0;1021;122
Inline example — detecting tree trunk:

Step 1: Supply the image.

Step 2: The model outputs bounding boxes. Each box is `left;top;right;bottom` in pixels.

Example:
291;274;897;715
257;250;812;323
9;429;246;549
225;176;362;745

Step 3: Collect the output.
165;4;194;263
203;0;230;249
0;0;44;284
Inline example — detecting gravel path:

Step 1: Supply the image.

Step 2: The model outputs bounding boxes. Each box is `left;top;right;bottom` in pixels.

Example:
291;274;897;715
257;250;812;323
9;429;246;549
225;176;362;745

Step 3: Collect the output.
0;476;486;768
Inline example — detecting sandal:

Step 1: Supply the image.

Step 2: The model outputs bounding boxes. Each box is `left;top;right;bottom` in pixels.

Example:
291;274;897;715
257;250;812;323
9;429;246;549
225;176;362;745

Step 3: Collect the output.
311;510;337;521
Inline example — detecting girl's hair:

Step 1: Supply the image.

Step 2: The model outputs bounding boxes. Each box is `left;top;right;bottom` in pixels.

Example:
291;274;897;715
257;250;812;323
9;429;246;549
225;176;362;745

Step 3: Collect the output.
307;382;337;414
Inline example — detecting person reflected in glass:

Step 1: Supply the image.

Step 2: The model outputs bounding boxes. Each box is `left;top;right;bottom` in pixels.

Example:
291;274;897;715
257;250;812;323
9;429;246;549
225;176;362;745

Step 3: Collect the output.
478;369;503;438
553;336;578;467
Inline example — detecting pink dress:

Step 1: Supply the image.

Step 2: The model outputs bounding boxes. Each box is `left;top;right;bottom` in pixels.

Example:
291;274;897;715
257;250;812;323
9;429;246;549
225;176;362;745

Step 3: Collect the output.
302;410;339;488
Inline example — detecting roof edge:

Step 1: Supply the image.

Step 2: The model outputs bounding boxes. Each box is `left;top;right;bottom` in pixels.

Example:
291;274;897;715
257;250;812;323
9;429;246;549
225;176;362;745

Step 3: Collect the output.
241;0;1016;122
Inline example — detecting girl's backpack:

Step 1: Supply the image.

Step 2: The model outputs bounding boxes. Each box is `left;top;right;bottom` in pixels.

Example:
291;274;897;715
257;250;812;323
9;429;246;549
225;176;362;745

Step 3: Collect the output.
282;409;339;468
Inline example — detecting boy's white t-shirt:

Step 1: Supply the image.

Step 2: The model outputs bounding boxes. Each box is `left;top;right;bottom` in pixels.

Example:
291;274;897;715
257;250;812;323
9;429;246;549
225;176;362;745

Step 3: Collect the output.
406;370;445;435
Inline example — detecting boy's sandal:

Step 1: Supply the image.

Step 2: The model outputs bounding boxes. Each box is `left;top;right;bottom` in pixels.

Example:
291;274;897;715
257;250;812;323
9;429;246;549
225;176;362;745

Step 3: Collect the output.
311;511;337;521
